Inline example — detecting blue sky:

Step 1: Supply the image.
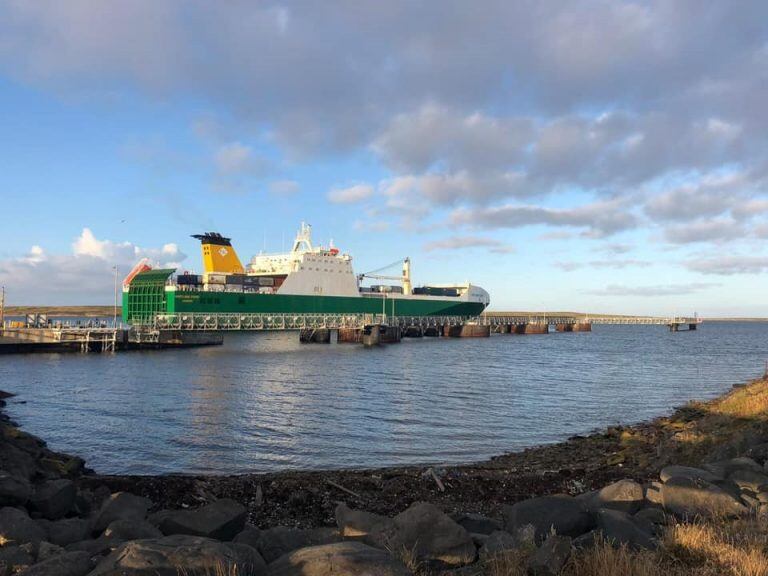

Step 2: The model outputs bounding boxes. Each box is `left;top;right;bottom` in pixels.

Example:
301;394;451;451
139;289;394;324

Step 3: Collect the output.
0;1;767;316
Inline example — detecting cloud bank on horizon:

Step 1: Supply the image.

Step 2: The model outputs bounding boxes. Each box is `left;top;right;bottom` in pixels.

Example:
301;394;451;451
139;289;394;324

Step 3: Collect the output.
0;1;766;312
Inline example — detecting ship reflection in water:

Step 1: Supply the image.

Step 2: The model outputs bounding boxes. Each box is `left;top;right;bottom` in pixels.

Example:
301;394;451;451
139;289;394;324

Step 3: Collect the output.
2;322;766;475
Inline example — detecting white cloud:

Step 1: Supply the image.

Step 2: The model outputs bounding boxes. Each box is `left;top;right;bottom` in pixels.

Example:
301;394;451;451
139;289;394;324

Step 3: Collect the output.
423;235;514;254
586;283;720;297
268;180;300;195
328;184;374;204
214;142;253;174
0;229;186;305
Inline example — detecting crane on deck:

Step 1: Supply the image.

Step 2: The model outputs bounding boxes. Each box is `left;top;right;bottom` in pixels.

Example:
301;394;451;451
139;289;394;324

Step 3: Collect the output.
357;257;412;295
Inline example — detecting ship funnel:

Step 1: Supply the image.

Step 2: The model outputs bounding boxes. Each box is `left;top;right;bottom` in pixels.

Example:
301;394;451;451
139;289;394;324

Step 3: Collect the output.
192;232;244;274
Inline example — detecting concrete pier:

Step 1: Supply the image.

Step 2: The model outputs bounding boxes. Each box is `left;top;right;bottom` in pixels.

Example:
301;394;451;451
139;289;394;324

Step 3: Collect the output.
555;323;574;332
299;328;331;343
573;322;592;332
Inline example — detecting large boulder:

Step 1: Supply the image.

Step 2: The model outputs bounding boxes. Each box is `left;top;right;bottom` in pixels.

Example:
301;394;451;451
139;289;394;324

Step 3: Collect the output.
0;545;35;575
157;499;246;541
256;527;342;564
585;480;644;514
103;519;162;543
93;493;152;533
527;535;572;576
478;531;517;562
660;465;719;484
268;542;410;576
233;525;260;549
29;480;76;521
0;473;31;507
661;476;748;519
15;551;92;576
0;508;46;547
502;495;592;543
391;502;476;567
38;518;91;547
728;469;768;493
596;510;656;550
335;505;395;540
704;457;763;479
88;535;266;576
452;513;501;536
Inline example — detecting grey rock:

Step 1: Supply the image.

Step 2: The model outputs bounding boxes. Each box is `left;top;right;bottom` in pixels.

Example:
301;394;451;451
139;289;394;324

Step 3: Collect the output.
745;442;768;464
392;502;476;567
232;525;261;549
728;469;768;493
29;480;76;521
596;509;656;550
660;465;719;484
88;535;266;576
572;530;600;550
741;493;760;509
36;543;64;563
64;539;114;558
103;519;161;543
661;476;748;519
0;545;35;576
502;495;592;543
585;480;644;514
644;482;663;506
478;531;517;562
16;552;92;576
634;508;667;526
268;541;409;576
527;535;572;576
0;473;31;508
0;508;47;547
38;518;91;547
92;493;151;533
157;499;246;541
452;513;501;536
256;527;342;564
334;504;395;543
704;457;763;479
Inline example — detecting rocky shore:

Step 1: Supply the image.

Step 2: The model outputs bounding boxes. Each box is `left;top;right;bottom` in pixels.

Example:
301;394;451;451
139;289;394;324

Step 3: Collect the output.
3;378;768;575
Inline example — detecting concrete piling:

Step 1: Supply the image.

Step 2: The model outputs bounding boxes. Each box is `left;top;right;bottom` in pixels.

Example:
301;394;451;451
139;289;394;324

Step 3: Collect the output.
299;328;331;343
423;326;441;337
573;322;592;332
403;326;423;338
514;323;549;335
337;328;362;343
444;324;491;338
555;323;574;332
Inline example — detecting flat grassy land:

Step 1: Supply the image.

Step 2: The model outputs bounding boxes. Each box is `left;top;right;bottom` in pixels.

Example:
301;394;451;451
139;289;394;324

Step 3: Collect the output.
3;305;118;317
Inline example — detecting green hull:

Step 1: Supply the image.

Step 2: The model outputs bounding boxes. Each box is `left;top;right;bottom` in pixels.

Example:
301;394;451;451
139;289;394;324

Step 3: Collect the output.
169;291;484;317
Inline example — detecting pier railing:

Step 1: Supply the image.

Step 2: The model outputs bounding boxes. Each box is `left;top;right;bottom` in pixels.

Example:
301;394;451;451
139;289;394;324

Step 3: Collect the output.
147;313;473;331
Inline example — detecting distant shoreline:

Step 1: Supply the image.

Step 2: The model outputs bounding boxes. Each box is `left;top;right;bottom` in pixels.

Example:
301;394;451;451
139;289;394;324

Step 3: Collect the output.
3;304;767;322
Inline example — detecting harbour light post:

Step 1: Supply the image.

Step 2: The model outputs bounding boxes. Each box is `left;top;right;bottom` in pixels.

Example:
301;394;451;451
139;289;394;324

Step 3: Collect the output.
112;266;118;327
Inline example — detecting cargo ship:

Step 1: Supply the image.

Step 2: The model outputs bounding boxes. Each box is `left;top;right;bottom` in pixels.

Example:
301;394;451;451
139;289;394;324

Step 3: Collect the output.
122;223;490;324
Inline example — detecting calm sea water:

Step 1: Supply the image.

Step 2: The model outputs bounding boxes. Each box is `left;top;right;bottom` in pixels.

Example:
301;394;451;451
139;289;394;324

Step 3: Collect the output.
1;322;766;475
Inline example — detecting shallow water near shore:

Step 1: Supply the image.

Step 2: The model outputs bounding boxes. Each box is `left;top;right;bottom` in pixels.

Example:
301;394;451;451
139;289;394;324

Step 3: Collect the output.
2;322;766;475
